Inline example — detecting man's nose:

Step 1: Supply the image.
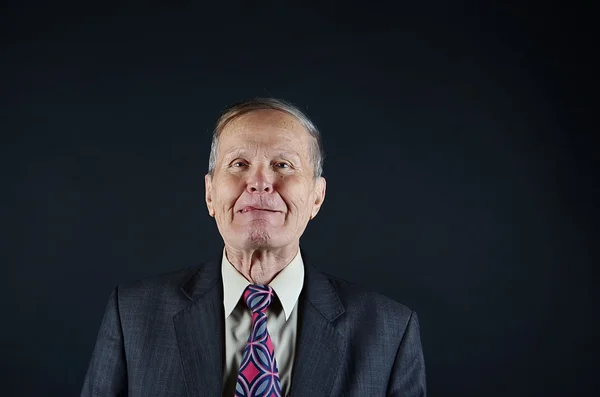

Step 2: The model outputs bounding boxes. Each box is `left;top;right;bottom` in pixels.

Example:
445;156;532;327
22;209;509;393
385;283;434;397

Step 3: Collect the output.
246;167;274;194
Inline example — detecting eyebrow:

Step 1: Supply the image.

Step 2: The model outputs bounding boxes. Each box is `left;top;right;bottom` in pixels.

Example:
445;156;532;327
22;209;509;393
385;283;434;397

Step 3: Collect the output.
223;148;302;161
277;150;302;160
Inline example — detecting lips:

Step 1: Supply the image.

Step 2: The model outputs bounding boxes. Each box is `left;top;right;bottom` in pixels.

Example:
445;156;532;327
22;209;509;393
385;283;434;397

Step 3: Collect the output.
238;206;280;213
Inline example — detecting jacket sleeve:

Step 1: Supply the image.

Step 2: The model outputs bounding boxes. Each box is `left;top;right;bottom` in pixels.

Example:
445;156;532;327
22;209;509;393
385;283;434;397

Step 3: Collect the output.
386;311;427;397
81;287;128;397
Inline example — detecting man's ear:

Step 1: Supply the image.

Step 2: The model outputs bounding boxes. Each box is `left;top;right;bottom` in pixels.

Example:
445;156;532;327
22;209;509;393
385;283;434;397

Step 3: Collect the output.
205;174;215;217
310;176;326;220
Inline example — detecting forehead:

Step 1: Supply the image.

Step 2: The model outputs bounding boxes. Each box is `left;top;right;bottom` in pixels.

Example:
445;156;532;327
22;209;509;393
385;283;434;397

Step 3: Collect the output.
218;110;312;154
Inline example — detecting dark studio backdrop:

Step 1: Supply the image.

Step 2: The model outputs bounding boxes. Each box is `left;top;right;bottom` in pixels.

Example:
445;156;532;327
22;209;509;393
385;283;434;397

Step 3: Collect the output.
1;1;597;396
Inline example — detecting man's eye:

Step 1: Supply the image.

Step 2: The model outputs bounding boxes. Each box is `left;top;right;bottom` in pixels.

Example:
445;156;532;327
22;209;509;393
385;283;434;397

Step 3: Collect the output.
231;161;248;168
275;162;290;169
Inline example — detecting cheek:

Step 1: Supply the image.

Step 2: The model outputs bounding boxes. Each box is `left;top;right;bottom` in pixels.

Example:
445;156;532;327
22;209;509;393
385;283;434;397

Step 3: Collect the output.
214;177;245;206
280;185;312;215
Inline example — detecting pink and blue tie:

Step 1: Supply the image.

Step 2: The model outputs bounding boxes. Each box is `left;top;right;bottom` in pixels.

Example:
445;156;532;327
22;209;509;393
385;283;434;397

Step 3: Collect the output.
235;284;282;397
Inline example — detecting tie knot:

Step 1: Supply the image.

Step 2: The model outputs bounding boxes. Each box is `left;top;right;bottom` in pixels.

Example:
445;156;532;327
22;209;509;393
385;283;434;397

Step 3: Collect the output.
243;284;274;314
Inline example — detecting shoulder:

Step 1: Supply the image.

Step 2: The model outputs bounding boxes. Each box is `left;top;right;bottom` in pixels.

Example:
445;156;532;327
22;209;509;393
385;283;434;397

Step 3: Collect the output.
321;272;412;315
310;268;418;341
113;263;210;311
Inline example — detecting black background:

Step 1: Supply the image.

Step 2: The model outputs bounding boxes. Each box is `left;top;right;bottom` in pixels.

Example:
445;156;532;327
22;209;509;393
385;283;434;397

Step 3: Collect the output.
1;1;597;396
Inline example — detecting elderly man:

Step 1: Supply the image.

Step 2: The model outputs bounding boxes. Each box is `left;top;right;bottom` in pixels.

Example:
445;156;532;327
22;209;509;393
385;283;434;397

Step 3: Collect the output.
81;98;426;397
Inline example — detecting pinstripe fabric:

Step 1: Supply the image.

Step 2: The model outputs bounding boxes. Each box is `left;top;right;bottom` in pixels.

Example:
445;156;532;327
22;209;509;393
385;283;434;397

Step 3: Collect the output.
81;249;426;397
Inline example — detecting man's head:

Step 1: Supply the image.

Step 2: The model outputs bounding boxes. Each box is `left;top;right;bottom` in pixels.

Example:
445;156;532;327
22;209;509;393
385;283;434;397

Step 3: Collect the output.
205;98;326;252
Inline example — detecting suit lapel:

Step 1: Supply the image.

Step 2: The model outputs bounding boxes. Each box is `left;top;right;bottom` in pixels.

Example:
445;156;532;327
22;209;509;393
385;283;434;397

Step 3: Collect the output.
290;262;346;396
173;260;224;397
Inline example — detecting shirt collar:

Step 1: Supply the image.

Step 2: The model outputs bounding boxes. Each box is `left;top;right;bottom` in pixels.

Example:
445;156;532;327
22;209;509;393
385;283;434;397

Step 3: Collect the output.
221;247;304;321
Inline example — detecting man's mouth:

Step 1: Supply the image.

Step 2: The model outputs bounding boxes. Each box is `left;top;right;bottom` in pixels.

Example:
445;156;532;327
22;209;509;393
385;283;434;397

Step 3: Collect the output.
238;206;278;213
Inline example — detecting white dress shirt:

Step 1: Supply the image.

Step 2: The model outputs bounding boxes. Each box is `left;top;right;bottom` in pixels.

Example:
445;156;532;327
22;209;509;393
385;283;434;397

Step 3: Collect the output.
221;248;304;397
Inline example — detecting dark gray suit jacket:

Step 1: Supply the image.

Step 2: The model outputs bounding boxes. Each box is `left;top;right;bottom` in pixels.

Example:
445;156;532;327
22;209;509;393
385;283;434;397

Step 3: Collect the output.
81;251;426;396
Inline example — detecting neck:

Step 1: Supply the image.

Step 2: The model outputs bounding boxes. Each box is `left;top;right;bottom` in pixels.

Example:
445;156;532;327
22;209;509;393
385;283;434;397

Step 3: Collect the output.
224;243;299;285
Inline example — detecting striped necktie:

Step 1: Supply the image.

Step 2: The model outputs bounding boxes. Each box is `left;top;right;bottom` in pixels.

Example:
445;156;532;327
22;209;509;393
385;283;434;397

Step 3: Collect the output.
235;284;282;397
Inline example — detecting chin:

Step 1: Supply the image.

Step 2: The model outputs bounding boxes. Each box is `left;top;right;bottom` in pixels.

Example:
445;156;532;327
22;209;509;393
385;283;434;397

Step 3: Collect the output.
243;226;290;250
246;227;271;246
226;223;287;250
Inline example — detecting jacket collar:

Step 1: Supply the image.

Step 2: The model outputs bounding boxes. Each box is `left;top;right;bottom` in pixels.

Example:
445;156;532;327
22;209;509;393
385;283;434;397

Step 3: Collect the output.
174;247;346;397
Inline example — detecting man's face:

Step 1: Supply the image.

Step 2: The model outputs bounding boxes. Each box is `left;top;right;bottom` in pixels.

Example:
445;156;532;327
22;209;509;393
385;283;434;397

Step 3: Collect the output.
205;110;326;251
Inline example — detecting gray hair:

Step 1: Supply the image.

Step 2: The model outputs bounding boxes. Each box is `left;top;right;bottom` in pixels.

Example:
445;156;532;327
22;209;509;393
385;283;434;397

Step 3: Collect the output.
207;98;324;178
